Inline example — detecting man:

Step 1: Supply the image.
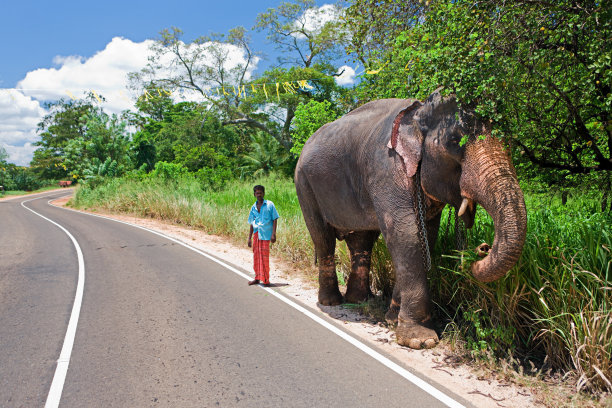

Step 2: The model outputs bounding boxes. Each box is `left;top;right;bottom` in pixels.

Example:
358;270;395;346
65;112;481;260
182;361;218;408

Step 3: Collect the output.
247;185;279;287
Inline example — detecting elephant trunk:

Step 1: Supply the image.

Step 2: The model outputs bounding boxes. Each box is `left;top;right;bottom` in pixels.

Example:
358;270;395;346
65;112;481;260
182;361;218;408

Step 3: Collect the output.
460;136;527;283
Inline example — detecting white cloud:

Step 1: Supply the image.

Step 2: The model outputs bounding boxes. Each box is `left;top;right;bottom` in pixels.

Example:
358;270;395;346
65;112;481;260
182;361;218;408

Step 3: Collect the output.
0;90;46;166
294;4;343;37
335;65;356;86
3;36;257;166
17;37;154;114
1;142;38;167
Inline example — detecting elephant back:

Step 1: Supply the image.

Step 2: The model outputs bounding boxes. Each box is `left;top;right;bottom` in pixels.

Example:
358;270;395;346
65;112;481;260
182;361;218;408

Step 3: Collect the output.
302;99;419;156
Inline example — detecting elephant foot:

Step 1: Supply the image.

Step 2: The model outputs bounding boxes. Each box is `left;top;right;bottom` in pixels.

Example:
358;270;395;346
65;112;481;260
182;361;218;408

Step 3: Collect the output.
384;299;400;325
318;287;343;306
395;318;439;349
344;287;372;304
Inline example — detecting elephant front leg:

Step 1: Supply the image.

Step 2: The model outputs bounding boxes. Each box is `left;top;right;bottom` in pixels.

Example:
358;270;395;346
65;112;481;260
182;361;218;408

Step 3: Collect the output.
318;254;343;306
383;226;438;349
393;266;438;349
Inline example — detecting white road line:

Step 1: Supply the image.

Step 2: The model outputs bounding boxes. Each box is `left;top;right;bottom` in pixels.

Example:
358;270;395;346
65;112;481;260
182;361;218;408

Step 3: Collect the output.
51;199;466;408
20;196;85;408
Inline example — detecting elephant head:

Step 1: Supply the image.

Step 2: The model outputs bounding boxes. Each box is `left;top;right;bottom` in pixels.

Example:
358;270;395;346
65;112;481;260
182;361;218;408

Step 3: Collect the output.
388;91;527;282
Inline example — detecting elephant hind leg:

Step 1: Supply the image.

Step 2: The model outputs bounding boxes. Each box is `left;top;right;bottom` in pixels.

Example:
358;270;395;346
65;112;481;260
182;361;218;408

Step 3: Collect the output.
344;231;380;304
314;224;342;305
296;179;342;306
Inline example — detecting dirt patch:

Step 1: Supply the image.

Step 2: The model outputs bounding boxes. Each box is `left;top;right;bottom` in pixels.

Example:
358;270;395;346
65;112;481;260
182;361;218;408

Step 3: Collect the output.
51;199;540;408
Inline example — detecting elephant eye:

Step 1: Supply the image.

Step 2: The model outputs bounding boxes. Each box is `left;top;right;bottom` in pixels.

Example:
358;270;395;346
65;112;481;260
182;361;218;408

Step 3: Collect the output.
448;133;462;145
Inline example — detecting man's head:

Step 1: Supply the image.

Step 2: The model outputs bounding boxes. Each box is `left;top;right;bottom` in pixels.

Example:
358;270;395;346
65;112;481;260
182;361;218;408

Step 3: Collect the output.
253;185;265;200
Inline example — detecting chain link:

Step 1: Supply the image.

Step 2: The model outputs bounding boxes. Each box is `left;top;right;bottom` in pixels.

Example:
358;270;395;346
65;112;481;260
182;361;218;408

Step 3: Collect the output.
441;205;453;244
415;171;432;271
415;172;470;270
454;210;467;251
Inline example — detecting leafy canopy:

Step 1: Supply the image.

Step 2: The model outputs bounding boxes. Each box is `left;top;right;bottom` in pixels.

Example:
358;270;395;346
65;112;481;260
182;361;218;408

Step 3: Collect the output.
345;0;611;183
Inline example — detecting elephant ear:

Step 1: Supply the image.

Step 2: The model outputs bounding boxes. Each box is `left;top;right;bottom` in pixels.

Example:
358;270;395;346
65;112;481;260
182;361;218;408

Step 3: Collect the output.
387;101;423;177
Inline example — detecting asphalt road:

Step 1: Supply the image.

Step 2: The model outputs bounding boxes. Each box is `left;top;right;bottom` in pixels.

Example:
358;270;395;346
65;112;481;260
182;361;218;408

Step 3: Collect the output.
0;191;471;407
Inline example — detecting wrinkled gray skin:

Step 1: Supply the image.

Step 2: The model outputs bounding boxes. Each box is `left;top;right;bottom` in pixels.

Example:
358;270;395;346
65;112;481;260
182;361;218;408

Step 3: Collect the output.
295;91;527;349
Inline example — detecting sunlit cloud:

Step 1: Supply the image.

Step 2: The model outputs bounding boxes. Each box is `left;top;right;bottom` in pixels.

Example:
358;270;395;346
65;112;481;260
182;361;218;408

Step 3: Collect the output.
335;65;356;86
293;4;343;37
2;36;257;165
0;90;46;166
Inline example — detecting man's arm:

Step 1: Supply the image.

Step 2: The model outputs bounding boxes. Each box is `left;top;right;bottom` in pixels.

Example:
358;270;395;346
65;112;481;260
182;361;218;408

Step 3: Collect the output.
271;218;277;244
248;224;253;247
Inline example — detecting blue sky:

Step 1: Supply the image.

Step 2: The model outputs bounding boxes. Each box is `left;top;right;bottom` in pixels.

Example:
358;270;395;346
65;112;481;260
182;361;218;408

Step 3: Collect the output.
0;0;354;166
1;0;292;87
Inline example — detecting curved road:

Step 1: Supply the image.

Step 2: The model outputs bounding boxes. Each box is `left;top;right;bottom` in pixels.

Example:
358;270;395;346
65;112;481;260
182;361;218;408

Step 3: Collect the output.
0;191;471;407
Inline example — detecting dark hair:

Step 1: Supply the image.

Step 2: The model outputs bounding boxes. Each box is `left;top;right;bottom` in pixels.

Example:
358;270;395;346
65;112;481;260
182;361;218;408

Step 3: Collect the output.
253;185;265;193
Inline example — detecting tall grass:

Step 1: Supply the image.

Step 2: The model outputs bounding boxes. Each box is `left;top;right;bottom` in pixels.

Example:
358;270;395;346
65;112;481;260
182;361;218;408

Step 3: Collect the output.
73;174;315;269
73;175;611;393
430;192;611;393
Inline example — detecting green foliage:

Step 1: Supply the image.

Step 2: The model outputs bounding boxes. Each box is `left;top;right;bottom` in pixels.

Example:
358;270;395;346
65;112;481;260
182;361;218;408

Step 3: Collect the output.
254;0;348;68
240;132;291;178
462;309;516;358
149;161;191;182
346;0;612;183
430;192;611;393
64;110;132;181
1;149;44;191
343;0;426;65
31;94;99;179
246;65;344;149
290;99;339;157
82;158;119;189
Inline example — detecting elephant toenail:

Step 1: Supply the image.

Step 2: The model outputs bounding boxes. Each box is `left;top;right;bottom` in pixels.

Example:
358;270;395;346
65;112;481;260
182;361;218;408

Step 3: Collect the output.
424;339;437;349
408;339;422;349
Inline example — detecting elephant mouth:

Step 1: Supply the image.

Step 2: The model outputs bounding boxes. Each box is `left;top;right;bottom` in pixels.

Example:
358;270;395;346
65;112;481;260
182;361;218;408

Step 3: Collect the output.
458;197;476;228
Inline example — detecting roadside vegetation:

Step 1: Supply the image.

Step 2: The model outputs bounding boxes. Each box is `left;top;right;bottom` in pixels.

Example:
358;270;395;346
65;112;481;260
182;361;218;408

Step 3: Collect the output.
5;0;610;404
73;173;611;405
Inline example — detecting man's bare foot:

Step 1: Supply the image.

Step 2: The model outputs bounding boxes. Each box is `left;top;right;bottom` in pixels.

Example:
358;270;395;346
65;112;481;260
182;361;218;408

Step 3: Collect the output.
248;279;260;285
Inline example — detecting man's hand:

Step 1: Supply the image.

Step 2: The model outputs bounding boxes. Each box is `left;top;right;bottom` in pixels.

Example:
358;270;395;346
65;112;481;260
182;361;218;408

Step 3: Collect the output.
271;234;276;244
248;238;252;247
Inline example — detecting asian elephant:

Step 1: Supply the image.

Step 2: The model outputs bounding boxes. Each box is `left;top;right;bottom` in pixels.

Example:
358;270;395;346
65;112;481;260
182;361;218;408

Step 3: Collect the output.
294;90;527;349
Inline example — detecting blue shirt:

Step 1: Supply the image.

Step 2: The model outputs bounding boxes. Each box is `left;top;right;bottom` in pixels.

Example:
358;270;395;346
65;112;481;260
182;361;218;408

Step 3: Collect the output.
248;199;279;241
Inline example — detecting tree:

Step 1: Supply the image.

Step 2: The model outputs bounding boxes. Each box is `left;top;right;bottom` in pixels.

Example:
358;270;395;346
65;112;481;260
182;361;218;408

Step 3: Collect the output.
31;94;99;180
129;27;266;133
63;110;132;181
240;132;291;178
343;0;426;66
128;93;249;179
345;0;611;184
245;64;343;149
251;0;350;148
0;146;8;163
255;0;348;68
290;99;339;157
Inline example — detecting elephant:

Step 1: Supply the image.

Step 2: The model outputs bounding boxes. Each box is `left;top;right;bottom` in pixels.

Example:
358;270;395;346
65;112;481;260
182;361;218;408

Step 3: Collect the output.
294;90;527;349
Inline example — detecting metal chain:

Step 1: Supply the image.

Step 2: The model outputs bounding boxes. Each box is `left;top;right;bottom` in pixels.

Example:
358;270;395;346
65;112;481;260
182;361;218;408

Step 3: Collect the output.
441;205;453;245
415;171;432;271
454;210;467;250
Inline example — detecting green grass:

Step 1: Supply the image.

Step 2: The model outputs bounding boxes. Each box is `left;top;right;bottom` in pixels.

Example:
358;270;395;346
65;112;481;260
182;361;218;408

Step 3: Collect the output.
73;175;612;395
